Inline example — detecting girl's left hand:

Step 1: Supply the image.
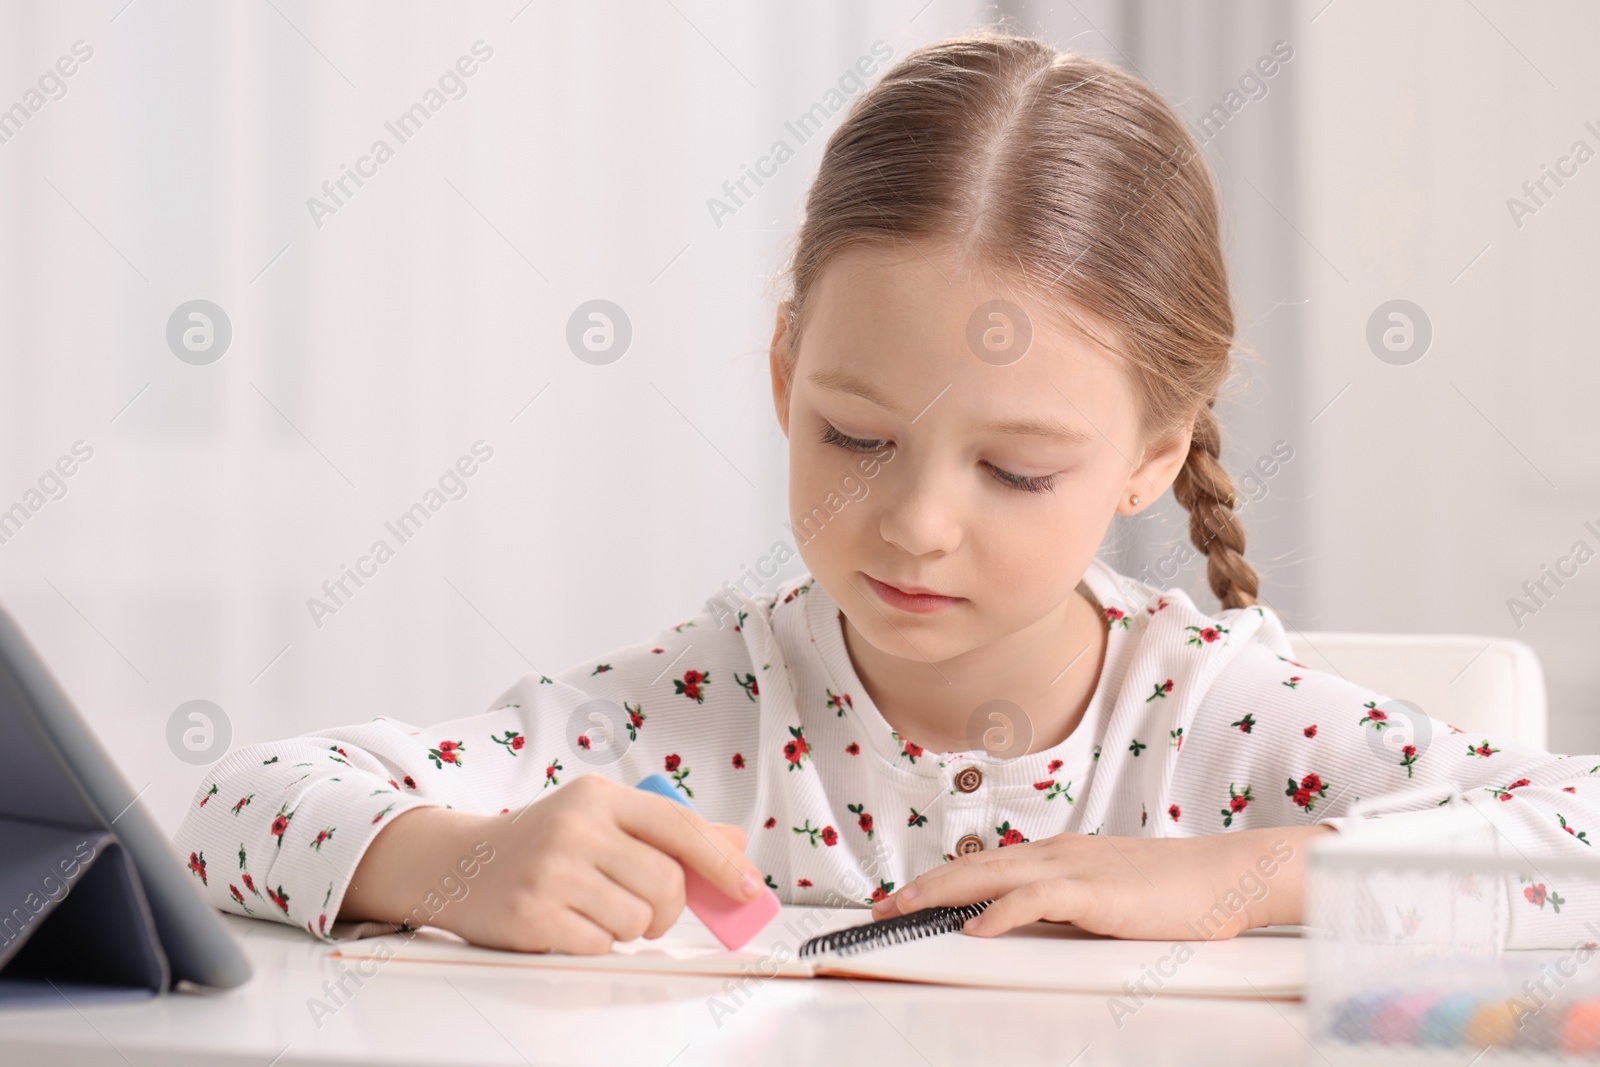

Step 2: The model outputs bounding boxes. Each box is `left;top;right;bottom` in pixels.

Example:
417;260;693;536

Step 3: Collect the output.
868;825;1331;939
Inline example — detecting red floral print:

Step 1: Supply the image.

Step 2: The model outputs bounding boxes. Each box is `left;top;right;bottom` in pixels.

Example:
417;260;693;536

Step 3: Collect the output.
625;701;647;741
402;775;417;790
1468;740;1501;759
429;739;464;769
1359;701;1389;729
1035;778;1073;802
1400;744;1419;777
825;689;853;716
1230;713;1257;734
1168;804;1181;822
890;730;924;764
309;828;335;852
200;784;218;807
736;672;759;701
797;878;813;888
1221;784;1253;828
731;752;745;769
674;669;710;703
188;850;208;885
493;730;525;755
821;825;839;847
1282;675;1303;689
270;802;295;848
1184;624;1229;646
907;807;927;827
869;879;895;904
1524;883;1566;912
543;758;563;788
231;793;254;816
1303;724;1318;739
1104;606;1129;629
667;755;693;797
784;725;811;771
847;802;874;838
229;885;253;914
267;885;291;915
995;820;1029;846
1146;679;1174;702
1285;773;1330;813
846;742;860;755
1048;758;1064;774
1558;814;1590;845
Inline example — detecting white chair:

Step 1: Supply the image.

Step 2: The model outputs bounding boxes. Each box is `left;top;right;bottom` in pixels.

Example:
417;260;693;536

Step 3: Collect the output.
1285;633;1548;748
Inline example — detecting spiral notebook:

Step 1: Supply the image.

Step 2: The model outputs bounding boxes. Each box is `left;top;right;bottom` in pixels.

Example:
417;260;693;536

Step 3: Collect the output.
332;902;1307;998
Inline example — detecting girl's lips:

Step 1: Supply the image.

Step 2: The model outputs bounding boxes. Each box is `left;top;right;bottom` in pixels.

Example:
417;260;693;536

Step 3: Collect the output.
863;574;964;614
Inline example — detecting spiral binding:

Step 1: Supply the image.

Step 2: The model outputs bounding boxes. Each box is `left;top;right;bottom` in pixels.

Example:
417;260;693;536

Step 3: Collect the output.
797;900;994;959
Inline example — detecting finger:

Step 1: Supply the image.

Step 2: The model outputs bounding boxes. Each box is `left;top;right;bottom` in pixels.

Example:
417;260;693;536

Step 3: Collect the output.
533;906;618;956
961;880;1086;938
871;850;1044;917
593;834;687;939
565;866;658;945
619;794;764;903
711;823;747;851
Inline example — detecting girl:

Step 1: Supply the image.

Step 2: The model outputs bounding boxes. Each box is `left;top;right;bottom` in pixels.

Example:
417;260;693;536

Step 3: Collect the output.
176;31;1600;955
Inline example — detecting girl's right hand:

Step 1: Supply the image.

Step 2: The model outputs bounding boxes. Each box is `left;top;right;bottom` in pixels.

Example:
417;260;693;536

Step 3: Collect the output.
348;773;765;955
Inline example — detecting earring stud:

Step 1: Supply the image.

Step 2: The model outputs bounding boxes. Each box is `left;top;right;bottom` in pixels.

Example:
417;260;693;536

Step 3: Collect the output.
1130;495;1141;506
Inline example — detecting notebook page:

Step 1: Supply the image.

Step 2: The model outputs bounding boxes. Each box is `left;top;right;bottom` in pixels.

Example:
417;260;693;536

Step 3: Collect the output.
815;921;1307;998
330;904;871;980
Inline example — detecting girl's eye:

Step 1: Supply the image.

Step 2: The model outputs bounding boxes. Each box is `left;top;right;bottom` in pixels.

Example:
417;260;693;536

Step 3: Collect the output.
817;422;886;454
982;461;1057;495
816;422;1057;495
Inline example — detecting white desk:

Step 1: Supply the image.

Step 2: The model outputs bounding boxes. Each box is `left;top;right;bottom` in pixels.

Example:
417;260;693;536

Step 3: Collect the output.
0;914;1315;1066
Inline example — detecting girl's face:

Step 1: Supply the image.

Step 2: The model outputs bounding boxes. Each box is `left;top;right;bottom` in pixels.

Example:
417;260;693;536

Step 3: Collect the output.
769;242;1191;665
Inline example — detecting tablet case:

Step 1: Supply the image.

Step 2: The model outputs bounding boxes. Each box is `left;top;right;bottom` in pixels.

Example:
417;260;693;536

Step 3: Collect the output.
0;820;168;1004
0;604;251;1006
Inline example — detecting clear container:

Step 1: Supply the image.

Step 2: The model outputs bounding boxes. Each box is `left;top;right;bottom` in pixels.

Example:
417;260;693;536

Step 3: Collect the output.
1306;784;1600;1063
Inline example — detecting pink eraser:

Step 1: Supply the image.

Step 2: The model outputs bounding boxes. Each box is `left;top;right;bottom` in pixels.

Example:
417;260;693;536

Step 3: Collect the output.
635;773;780;950
684;864;782;951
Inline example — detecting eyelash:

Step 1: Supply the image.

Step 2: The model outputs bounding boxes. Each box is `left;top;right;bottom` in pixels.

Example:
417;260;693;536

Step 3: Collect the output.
816;422;1058;495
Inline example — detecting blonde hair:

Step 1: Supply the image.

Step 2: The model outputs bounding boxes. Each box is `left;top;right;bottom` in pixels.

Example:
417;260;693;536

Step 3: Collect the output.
774;31;1260;609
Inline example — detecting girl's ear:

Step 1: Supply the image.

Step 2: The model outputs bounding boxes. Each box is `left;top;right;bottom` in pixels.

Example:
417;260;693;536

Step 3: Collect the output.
1120;420;1193;514
769;301;794;438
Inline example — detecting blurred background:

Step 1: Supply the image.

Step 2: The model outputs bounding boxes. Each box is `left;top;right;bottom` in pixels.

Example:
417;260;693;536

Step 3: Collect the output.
0;0;1594;841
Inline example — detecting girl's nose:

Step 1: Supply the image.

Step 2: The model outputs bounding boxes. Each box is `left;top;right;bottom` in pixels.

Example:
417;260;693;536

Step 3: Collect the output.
876;462;963;557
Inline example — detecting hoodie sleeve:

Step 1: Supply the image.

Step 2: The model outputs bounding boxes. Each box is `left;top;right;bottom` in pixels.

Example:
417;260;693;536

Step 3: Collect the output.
170;588;766;942
1168;637;1600;949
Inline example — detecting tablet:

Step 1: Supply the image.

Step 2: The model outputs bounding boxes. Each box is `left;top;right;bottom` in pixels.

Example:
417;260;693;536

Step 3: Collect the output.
0;602;250;993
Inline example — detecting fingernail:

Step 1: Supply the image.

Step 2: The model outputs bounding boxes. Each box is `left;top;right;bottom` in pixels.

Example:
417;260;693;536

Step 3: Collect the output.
964;915;982;933
902;884;919;902
742;873;762;898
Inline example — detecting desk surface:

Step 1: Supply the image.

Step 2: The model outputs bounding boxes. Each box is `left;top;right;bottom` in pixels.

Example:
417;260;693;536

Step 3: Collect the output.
0;914;1315;1066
